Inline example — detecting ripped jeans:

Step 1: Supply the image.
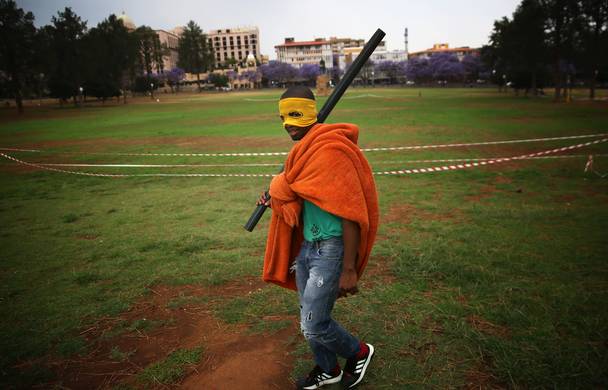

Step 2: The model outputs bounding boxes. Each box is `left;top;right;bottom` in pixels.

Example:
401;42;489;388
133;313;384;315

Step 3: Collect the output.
295;237;360;373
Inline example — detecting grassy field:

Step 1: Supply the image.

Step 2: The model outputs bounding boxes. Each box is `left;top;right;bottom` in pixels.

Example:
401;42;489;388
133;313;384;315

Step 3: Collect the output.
1;87;607;389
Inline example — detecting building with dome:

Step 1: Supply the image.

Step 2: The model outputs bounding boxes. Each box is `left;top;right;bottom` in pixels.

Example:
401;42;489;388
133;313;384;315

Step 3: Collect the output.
117;12;136;31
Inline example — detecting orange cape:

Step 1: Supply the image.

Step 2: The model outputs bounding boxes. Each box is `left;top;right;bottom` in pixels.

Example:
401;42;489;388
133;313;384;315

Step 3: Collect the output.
262;123;379;290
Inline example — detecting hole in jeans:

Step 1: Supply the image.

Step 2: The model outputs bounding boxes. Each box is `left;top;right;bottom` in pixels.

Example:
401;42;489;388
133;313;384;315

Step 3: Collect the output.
306;311;313;321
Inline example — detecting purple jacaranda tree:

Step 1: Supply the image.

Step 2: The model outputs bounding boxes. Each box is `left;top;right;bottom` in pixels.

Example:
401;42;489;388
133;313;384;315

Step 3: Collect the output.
429;53;465;82
461;55;483;83
405;57;432;83
165;67;185;92
260;60;298;86
240;69;261;86
298;63;321;84
226;70;238;81
375;60;408;84
330;66;344;83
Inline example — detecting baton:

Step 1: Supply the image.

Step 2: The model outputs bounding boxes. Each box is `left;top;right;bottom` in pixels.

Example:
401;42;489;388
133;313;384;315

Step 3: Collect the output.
244;28;386;232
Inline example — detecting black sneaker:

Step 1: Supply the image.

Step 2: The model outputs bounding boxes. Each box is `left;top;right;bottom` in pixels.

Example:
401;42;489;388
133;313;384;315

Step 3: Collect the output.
341;343;375;388
296;365;343;389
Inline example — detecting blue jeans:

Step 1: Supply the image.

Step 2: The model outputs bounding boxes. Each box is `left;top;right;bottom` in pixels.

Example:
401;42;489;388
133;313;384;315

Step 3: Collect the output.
295;237;360;373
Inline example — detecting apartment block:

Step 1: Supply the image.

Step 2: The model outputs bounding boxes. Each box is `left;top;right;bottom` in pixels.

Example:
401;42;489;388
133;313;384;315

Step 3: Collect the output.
275;38;333;69
207;26;261;65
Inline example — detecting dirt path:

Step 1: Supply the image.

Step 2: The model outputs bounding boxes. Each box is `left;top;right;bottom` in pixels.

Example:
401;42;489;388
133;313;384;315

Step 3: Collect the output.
45;277;297;389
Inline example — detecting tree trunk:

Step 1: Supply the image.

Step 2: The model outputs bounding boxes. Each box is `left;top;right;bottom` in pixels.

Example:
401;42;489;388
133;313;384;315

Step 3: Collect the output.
15;89;23;114
589;70;597;99
531;72;538;96
196;73;201;92
553;63;563;102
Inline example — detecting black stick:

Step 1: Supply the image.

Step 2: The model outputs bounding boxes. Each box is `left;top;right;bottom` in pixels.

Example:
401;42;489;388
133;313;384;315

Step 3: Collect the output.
244;28;386;232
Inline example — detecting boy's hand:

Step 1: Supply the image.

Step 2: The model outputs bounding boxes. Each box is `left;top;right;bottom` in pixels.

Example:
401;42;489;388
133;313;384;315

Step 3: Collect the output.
256;192;271;207
338;268;359;298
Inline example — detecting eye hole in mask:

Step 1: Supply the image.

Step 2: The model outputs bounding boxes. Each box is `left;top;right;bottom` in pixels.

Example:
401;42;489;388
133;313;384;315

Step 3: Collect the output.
288;111;304;118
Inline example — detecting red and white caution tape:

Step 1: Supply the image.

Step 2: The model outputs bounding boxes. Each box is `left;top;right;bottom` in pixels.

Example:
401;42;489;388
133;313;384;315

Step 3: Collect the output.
373;138;608;175
1;133;605;157
2;138;607;178
361;133;607;152
0;152;275;178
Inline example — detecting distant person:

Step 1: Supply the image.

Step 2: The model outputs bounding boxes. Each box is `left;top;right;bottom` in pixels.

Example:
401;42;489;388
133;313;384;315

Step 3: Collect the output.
257;86;379;389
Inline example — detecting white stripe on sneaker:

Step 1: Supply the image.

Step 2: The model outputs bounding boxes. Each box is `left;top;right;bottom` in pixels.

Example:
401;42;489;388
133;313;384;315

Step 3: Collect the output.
347;343;375;388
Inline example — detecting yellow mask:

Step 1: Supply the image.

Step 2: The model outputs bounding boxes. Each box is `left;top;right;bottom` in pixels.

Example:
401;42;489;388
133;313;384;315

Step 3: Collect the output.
279;97;317;127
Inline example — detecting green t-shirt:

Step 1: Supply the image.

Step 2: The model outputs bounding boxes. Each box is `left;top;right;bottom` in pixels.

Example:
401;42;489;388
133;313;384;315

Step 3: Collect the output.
303;200;343;241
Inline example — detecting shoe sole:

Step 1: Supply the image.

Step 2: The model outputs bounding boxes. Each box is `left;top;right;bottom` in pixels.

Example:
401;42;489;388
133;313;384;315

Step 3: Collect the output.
346;343;375;388
301;371;343;389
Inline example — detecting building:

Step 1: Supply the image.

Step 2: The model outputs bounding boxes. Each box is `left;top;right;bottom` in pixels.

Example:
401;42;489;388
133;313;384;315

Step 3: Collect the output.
335;42;408;70
206;26;261;66
117;12;178;73
275;38;333;69
117;12;136;31
328;37;364;68
155;29;180;71
408;43;480;60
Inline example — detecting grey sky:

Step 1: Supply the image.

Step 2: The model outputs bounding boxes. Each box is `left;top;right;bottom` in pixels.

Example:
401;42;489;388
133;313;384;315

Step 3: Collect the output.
17;0;520;58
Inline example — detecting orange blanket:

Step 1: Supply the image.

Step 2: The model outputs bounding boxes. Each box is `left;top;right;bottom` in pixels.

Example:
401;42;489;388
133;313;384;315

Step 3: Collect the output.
262;123;379;290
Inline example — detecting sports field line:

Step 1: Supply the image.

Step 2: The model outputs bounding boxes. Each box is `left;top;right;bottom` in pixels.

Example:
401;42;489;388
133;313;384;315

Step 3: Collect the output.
1;133;605;158
22;154;608;169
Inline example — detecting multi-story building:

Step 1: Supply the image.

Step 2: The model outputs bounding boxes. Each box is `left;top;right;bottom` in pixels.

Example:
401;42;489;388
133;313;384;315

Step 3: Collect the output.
336;41;405;70
155;29;180;71
408;43;480;60
206;26;261;66
275;38;333;69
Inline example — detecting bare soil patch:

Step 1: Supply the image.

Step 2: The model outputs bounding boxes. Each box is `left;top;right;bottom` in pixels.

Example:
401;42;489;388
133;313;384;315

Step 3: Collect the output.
465;175;514;202
383;203;465;226
466;315;511;339
360;255;397;288
41;277;297;389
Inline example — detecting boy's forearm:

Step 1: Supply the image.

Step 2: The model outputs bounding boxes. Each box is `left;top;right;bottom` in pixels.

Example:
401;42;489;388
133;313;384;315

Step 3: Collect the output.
342;219;360;271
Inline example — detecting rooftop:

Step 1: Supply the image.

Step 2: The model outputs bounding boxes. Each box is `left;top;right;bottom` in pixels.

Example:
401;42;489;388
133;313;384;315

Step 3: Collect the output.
275;39;329;48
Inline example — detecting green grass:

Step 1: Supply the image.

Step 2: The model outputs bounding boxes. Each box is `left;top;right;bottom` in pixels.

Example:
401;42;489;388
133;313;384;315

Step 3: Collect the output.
136;347;202;386
1;88;607;388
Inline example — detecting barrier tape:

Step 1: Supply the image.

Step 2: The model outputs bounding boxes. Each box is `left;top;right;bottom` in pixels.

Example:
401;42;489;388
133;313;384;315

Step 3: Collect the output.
585;155;608;178
2;138;607;178
373;138;608;175
0;153;275;177
1;133;605;158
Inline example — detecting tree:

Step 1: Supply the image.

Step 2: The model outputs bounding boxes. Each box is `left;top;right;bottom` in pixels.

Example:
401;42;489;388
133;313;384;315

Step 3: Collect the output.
511;0;547;94
346;60;374;85
259;61;298;86
541;0;581;100
134;26;164;77
208;73;228;88
81;14;133;102
298;64;321;84
47;7;87;105
177;20;214;90
405;57;432;83
461;55;484;83
483;2;548;95
579;0;608;98
0;0;37;113
375;61;406;84
429;53;465;82
165;67;185;92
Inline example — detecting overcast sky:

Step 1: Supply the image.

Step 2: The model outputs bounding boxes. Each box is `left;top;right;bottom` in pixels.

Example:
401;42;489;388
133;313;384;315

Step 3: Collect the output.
17;0;520;58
